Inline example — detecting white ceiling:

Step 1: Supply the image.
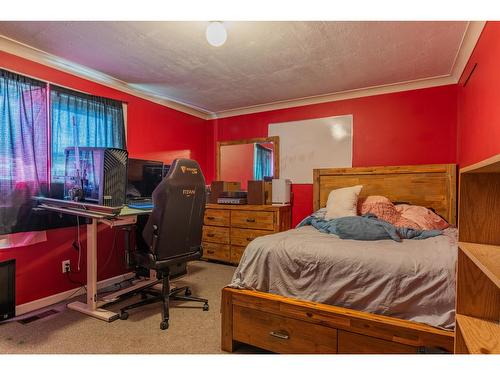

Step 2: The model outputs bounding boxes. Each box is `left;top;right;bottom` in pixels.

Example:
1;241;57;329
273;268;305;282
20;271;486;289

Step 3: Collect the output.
0;21;470;115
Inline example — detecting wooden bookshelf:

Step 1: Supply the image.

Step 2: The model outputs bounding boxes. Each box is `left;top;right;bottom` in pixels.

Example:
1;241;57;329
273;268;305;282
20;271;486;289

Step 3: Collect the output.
455;154;500;354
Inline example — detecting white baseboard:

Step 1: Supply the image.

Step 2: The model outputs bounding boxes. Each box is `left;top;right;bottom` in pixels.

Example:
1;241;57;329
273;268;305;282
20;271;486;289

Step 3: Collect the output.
15;272;136;316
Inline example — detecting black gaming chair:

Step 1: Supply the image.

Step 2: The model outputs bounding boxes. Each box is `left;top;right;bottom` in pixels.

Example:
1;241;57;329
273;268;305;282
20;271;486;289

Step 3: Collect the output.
119;158;209;330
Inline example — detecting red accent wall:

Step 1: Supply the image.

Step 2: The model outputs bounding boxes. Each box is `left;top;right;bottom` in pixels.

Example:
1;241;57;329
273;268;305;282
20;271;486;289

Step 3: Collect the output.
207;85;458;226
457;21;500;167
0;51;208;305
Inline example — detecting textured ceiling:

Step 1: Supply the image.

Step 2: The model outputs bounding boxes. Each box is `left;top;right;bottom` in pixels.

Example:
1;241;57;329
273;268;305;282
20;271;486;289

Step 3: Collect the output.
0;21;468;113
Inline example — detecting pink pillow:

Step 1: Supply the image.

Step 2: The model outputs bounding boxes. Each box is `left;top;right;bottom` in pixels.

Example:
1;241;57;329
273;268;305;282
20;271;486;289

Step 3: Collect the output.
395;204;449;230
357;196;421;229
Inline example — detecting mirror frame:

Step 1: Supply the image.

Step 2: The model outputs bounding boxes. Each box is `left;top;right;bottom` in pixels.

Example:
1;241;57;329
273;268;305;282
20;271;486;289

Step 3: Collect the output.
216;136;280;180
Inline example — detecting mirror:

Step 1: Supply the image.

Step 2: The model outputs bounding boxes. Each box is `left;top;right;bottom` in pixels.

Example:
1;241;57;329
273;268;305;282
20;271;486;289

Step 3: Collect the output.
217;136;279;189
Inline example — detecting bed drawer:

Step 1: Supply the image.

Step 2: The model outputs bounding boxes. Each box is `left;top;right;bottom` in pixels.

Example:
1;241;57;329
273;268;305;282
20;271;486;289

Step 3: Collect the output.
202;242;230;262
231;228;271;247
233;306;337;353
338;330;418;354
231;210;275;230
204;209;230;227
230;246;245;264
202;226;230;244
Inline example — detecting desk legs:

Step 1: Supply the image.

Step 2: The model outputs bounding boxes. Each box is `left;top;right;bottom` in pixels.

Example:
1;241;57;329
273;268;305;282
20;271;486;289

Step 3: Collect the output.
88;219;97;309
67;219;119;322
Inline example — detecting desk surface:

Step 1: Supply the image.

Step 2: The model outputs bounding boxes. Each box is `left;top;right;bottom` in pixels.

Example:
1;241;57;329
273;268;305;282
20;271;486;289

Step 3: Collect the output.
118;206;153;217
119;206;153;217
37;197;152;219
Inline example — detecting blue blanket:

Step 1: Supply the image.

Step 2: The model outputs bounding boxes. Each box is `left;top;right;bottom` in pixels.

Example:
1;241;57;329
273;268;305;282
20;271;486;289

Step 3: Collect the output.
297;213;442;242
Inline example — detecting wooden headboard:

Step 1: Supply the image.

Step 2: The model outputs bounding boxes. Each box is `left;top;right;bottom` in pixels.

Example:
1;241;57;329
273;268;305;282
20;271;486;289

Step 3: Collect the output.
313;164;457;224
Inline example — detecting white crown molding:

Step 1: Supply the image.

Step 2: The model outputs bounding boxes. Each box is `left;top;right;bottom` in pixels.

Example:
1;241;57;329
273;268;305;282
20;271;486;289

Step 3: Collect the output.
450;21;486;80
0;35;214;120
1;21;485;121
213;21;486;119
214;75;457;119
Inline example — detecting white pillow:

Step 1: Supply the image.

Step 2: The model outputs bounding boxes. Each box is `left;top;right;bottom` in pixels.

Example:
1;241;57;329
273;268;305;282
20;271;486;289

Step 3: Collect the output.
325;185;363;220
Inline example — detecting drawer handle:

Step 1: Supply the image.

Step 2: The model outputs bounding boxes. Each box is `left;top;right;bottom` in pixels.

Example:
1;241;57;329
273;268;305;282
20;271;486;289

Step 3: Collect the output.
269;330;289;340
206;216;215;220
206;250;215;254
246;237;254;241
246;218;256;223
206;233;215;238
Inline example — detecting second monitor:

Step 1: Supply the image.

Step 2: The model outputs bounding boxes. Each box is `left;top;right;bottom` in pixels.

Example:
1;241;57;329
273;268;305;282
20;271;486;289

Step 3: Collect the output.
127;158;164;201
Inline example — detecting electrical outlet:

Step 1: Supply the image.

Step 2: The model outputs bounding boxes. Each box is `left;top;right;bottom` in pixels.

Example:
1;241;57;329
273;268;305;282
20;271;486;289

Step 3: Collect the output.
62;260;71;273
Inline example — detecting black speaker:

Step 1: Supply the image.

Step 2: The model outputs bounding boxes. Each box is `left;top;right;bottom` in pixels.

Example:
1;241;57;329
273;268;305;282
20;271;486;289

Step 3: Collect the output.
0;259;15;321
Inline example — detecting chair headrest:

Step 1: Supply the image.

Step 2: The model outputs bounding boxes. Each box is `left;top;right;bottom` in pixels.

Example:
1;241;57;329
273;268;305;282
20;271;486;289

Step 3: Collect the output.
165;159;204;183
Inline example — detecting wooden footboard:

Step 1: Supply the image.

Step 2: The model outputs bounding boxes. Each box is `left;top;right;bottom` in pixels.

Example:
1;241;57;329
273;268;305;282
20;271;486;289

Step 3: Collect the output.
221;287;454;354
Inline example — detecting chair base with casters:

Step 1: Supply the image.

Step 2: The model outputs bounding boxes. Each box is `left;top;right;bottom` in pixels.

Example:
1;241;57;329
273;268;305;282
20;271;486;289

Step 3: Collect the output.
118;268;209;330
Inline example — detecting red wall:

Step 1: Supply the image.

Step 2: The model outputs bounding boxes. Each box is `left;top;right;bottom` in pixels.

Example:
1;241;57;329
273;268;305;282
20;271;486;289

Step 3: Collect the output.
0;51;208;305
207;85;458;226
457;21;500;167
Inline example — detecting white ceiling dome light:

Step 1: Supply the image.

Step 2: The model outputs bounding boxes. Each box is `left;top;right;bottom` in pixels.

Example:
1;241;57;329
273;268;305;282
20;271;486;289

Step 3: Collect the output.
206;21;227;47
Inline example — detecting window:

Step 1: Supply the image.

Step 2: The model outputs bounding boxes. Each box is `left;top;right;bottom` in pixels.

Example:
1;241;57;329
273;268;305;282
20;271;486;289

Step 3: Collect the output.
253;143;273;180
50;86;126;185
0;68;126;235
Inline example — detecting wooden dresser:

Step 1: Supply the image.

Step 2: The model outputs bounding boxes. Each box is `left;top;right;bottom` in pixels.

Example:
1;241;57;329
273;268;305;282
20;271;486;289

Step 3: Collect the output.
202;204;292;265
455;154;500;354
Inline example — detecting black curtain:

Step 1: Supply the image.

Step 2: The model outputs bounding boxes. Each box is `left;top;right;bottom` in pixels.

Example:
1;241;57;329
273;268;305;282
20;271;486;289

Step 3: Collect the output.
50;85;126;187
0;69;48;235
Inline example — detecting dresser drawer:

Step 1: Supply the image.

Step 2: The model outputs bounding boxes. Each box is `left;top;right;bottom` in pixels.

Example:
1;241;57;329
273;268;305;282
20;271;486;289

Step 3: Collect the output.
231;210;275;230
202;226;230;244
202;242;230;262
204;209;230;227
233;306;337;353
231;228;271;247
230;245;245;264
337;330;418;354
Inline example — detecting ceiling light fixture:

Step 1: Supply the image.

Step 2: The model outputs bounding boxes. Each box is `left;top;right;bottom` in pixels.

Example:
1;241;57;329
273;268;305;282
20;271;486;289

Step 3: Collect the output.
206;21;227;47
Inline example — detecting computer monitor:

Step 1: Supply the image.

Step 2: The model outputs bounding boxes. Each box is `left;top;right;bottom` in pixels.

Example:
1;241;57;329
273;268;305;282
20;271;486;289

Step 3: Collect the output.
163;164;171;177
127;158;164;200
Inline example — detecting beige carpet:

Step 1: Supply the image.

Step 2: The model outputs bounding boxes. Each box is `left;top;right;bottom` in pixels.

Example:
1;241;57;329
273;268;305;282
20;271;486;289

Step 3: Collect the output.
0;261;262;354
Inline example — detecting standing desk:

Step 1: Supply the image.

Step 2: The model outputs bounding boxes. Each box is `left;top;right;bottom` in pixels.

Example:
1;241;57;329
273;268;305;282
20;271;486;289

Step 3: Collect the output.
37;200;154;322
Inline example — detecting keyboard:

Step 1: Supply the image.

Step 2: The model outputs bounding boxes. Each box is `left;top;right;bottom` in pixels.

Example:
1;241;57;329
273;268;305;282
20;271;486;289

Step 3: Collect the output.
127;199;154;210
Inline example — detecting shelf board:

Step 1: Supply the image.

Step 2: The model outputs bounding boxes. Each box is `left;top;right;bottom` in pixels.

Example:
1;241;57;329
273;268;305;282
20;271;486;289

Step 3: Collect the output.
460;154;500;173
459;242;500;289
456;314;500;354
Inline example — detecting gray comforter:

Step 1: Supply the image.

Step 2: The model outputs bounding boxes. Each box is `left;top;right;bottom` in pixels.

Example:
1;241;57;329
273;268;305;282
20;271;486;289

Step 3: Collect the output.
229;226;458;330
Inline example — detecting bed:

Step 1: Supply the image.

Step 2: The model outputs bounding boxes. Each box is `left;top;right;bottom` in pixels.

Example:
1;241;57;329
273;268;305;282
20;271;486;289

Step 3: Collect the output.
221;164;457;354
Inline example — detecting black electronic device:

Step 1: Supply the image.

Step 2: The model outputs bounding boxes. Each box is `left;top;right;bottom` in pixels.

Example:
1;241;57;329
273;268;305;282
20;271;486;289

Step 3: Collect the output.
217;191;248;204
216;197;248;204
64;147;128;207
0;259;15;322
219;191;248;198
163;164;171;177
127;158;164;201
